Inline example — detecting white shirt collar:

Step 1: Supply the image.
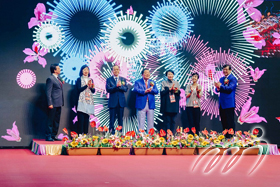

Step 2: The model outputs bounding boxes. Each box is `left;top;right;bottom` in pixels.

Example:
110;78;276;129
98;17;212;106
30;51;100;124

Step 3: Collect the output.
52;73;58;79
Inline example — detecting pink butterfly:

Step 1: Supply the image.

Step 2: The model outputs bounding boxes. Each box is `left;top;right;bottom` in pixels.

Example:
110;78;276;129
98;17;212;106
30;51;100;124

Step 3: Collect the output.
73;116;78;124
28;3;55;29
249;66;266;82
272;32;280;45
23;42;48;68
238;97;267;125
276;117;280;122
243;27;266;49
1;121;21;142
126;6;134;15
237;0;263;24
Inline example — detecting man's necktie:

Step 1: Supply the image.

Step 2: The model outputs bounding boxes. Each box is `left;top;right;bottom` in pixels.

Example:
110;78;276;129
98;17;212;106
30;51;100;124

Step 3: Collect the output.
57;77;62;87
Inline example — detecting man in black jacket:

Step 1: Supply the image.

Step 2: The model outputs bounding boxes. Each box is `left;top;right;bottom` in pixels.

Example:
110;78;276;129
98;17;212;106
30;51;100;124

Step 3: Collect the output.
46;64;64;141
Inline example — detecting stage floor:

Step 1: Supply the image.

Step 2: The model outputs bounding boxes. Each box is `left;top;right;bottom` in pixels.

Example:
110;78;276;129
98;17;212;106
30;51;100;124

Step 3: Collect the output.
1;149;280;187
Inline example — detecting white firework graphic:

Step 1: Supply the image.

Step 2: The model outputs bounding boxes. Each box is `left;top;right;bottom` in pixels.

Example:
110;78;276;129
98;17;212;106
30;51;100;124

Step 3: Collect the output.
17;69;36;89
33;21;64;53
101;11;154;64
191;48;255;119
179;0;259;64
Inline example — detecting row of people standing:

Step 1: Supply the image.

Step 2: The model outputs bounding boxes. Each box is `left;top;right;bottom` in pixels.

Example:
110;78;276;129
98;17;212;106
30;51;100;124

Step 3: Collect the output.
45;63;237;141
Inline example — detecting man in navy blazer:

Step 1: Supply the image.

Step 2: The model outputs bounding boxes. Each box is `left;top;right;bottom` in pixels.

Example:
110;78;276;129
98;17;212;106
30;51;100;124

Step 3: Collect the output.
106;65;128;134
215;64;237;135
134;69;158;133
46;64;64;141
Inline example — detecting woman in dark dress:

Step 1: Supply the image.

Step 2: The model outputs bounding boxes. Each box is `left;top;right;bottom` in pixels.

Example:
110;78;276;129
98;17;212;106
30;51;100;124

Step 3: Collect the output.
160;70;181;134
76;65;95;135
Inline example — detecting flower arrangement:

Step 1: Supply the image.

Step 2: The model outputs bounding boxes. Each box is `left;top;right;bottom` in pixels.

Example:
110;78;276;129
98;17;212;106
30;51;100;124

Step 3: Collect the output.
165;127;196;149
132;129;165;148
64;133;99;149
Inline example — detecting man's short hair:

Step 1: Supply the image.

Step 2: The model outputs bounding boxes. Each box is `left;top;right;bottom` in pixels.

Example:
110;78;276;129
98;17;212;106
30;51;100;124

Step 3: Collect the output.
191;72;199;79
112;65;120;70
222;64;232;70
50;64;59;74
141;68;149;75
165;70;174;76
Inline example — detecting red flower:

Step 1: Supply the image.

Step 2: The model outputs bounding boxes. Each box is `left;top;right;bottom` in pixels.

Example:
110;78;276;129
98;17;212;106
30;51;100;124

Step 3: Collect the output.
202;129;208;135
62;128;68;135
210;131;217;135
131;131;136;137
90;121;96;128
62;137;68;141
184;128;189;133
236;131;242;136
243;131;250;136
167;129;173;136
70;131;77;138
139;129;145;133
103;126;109;132
149;128;155;136
253;128;259;135
98;127;104;132
191;127;196;134
116;126;122;131
176;128;181;133
160;129;166;137
228;128;234;135
222;129;228;135
126;131;131;136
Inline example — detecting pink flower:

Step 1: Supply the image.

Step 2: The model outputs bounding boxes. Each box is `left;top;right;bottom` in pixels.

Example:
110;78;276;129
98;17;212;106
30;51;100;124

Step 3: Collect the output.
23;42;48;68
1;121;21;142
126;6;134;15
243;27;266;49
249;66;266;82
272;32;280;45
237;0;263;24
238;97;267;125
28;3;55;29
276;117;280;122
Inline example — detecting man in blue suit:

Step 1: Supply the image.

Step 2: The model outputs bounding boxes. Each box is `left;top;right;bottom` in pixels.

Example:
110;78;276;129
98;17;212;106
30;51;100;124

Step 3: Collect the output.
215;64;237;135
106;65;128;134
46;64;64;141
134;69;158;133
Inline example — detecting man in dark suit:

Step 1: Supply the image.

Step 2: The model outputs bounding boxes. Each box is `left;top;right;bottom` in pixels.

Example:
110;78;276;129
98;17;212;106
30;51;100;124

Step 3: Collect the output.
106;65;128;134
215;64;237;136
134;69;158;133
46;64;64;141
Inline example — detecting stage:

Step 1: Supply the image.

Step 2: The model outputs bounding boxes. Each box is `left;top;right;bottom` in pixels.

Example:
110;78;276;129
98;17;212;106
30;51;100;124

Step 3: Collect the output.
1;149;280;187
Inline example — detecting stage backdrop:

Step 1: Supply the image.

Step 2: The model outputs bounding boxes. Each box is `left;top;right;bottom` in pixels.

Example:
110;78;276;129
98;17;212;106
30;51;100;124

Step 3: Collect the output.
0;0;280;147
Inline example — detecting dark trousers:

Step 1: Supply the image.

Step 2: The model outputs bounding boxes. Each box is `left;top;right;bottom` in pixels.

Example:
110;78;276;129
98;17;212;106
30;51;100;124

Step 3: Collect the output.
46;107;61;139
109;101;124;134
219;107;235;137
77;111;89;135
164;112;177;134
186;107;201;132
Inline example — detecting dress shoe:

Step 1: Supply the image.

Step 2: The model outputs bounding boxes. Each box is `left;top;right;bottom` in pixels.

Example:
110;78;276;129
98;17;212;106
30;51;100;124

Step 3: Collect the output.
46;137;54;141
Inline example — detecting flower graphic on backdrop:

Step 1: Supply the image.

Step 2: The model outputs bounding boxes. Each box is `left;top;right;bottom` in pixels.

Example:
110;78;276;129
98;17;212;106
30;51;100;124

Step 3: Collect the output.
28;3;55;29
237;0;263;24
272;32;280;45
23;42;48;68
1;121;21;142
126;6;134;15
238;97;267;125
249;66;266;82
243;27;266;49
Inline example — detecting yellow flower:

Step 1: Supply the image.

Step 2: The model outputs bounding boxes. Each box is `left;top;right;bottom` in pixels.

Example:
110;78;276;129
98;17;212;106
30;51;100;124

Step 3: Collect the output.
181;140;187;145
115;141;122;148
188;134;194;140
218;135;225;140
124;136;131;140
194;134;198;137
82;139;88;145
154;139;161;145
159;137;165;143
102;139;109;144
70;141;78;147
214;139;221;144
92;136;99;140
187;139;193;143
172;141;178;146
199;137;204;142
201;141;208;146
251;135;257;139
136;141;142;147
237;142;242;147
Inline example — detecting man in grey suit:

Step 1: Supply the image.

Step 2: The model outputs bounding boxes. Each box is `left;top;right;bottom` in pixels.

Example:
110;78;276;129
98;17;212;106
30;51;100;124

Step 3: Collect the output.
46;64;64;141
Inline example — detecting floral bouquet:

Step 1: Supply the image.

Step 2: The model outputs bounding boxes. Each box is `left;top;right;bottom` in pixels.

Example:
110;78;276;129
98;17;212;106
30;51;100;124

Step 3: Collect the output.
64;133;100;150
133;129;165;148
165;127;196;149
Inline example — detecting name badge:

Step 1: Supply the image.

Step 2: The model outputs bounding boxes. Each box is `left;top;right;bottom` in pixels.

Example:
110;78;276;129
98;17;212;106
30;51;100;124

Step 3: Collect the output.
170;94;176;103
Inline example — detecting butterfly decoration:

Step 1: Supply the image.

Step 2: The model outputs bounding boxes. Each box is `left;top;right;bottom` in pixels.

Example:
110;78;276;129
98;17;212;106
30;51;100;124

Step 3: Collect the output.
1;121;21;142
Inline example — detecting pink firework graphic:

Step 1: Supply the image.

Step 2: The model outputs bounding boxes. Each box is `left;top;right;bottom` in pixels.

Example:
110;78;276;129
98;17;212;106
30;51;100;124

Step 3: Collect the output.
191;48;255;119
17;69;36;89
